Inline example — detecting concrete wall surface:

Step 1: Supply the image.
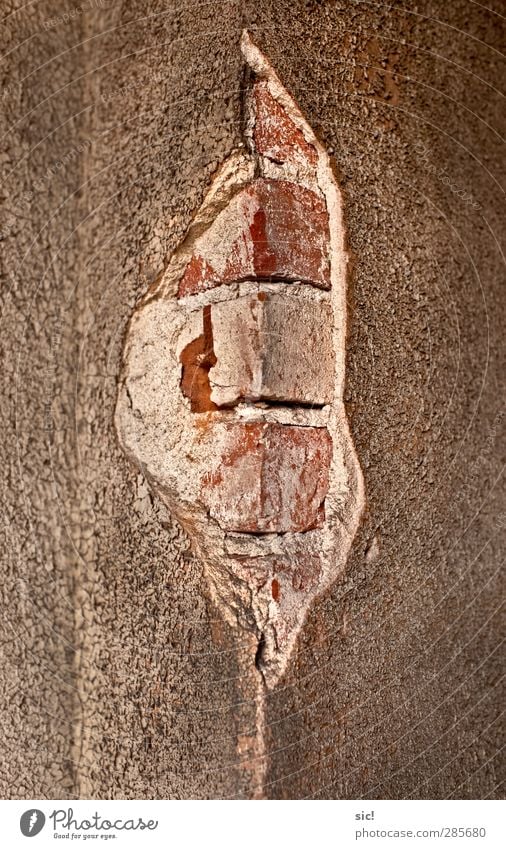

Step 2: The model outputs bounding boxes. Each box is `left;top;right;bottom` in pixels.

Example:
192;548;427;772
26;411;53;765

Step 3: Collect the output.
0;0;504;799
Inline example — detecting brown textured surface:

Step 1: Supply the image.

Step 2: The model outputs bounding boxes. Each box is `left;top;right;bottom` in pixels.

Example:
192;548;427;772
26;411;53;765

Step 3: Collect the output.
0;0;504;799
0;0;85;798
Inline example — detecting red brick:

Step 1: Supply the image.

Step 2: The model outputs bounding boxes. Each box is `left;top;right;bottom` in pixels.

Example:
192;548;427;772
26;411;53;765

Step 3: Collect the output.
201;423;332;533
179;305;217;412
252;80;318;168
209;292;334;407
178;179;330;296
178;256;215;296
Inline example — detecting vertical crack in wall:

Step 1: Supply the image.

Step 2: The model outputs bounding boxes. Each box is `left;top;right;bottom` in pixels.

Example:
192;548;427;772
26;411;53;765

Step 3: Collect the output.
114;30;365;798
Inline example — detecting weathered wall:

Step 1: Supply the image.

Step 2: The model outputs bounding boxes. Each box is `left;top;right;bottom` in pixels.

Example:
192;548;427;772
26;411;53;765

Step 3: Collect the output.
0;1;86;796
1;0;504;799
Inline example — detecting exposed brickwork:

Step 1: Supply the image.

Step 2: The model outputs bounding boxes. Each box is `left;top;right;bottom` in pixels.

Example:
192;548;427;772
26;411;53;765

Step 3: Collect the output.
115;34;365;695
208;290;334;407
178;256;215;298
178;179;330;296
179;304;217;412
253;79;318;168
201;423;332;533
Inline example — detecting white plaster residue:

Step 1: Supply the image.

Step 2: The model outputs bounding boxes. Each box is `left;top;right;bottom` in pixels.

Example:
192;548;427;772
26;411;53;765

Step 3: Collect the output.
115;32;365;696
144;151;255;302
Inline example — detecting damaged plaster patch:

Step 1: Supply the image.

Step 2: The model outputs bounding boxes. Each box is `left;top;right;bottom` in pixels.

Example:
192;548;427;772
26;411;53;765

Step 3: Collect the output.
115;31;365;690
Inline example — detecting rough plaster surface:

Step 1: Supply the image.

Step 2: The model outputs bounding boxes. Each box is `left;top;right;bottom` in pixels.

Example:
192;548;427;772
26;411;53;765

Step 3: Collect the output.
0;0;504;799
0;0;85;798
